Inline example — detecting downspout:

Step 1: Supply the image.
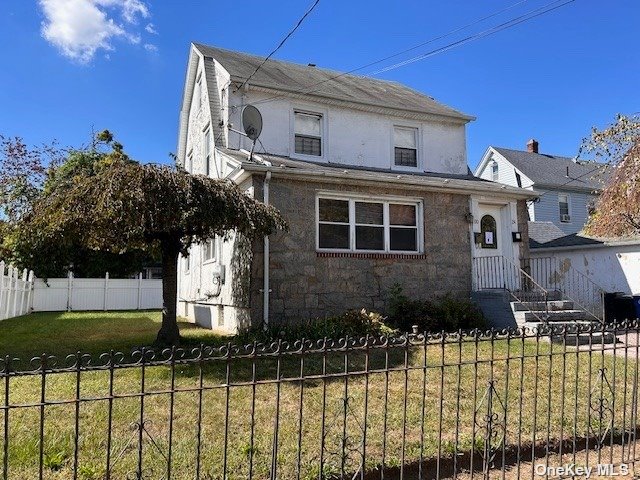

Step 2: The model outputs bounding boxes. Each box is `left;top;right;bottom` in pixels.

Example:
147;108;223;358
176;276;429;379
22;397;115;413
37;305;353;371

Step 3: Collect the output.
263;168;272;329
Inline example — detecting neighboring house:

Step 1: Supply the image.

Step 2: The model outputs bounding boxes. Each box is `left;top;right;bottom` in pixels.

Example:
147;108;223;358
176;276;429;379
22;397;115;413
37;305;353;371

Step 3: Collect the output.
176;43;535;332
475;140;608;235
528;221;640;295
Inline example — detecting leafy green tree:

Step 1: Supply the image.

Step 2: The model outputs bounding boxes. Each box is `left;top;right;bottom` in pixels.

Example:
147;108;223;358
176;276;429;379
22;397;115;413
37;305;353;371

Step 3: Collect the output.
581;114;640;237
22;154;286;345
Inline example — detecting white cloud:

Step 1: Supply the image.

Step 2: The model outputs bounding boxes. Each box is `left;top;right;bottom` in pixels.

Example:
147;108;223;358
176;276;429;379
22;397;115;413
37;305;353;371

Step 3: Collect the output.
145;23;157;34
39;0;155;63
144;43;157;52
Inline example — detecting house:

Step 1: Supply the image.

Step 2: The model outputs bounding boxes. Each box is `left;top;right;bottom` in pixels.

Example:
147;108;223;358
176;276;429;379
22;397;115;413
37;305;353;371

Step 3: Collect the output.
474;140;608;235
176;43;535;332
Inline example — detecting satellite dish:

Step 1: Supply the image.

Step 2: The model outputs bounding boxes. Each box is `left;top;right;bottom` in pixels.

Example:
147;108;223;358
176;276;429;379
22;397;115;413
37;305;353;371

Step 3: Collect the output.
242;105;262;141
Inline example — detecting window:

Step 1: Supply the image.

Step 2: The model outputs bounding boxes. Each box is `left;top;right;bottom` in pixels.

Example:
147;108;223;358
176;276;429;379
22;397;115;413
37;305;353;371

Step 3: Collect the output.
491;162;499;181
480;215;497;249
183;253;190;273
203;238;216;263
317;196;420;253
294;111;322;156
394;126;418;168
514;170;522;187
559;194;570;222
186;151;193;173
194;73;202;110
203;127;211;176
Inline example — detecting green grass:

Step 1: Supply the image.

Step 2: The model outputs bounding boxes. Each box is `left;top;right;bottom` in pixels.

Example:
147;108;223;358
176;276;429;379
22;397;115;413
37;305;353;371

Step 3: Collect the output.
0;312;636;479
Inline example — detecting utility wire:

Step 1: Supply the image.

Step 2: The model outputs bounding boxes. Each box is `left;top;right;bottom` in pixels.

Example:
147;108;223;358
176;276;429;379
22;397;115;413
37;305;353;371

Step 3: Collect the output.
236;0;321;92
369;0;575;75
241;0;575;109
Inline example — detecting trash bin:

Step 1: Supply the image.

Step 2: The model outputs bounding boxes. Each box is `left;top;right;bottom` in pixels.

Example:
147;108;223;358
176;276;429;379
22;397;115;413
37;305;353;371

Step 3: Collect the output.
633;295;640;320
604;292;637;322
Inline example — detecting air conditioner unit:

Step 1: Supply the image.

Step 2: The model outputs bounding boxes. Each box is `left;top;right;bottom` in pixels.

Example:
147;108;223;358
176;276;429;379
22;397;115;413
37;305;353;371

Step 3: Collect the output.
561;214;571;223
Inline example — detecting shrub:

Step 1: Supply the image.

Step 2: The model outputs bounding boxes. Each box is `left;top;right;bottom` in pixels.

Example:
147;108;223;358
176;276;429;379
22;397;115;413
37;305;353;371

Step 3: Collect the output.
388;284;485;332
237;309;398;343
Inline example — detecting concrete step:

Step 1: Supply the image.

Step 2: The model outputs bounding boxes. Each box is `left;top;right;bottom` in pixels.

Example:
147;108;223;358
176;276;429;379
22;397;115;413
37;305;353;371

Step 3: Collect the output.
518;310;592;323
511;290;563;302
522;321;617;345
512;300;574;312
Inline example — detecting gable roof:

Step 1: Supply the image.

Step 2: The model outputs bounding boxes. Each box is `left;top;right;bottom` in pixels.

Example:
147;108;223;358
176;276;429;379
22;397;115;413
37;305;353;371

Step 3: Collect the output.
492;147;608;191
193;43;474;123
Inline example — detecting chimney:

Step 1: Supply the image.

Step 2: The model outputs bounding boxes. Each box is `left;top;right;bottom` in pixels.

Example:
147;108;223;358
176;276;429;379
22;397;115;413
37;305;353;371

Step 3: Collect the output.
527;139;539;154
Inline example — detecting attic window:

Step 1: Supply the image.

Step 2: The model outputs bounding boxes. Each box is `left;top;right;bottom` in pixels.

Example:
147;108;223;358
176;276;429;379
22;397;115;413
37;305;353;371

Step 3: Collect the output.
394;126;418;168
515;170;522;187
491;162;499;182
294;111;322;156
195;73;203;110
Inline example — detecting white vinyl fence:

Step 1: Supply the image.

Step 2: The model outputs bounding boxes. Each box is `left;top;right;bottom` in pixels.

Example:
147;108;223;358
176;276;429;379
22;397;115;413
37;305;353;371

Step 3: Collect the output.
0;261;34;320
32;272;163;312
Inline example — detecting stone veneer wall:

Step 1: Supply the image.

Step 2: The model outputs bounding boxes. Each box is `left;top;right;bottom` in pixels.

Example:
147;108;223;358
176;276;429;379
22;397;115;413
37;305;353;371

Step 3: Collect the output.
249;176;473;324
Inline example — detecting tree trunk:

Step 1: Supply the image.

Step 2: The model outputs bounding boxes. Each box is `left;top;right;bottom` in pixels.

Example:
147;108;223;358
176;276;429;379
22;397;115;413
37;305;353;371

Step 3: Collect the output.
156;238;181;345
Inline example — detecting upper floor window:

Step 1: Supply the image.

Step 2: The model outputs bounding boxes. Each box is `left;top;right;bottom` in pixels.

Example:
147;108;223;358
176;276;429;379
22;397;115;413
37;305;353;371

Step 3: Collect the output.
491;162;499;181
203;127;211;176
294;111;322;156
195;73;202;110
203;238;216;263
559;194;570;222
183;252;190;274
514;170;522;187
186;150;193;173
317;196;421;253
394;126;418;168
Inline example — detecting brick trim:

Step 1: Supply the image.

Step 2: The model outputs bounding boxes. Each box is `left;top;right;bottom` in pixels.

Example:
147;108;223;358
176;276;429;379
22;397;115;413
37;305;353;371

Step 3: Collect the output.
316;252;427;260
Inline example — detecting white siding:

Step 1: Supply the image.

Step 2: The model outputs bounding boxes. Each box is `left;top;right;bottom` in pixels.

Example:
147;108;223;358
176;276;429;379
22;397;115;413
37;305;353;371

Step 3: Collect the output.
533;189;596;235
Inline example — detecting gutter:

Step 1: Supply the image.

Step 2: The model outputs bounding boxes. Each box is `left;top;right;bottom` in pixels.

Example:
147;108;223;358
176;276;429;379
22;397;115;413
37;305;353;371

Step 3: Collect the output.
531;238;640;253
240;163;538;200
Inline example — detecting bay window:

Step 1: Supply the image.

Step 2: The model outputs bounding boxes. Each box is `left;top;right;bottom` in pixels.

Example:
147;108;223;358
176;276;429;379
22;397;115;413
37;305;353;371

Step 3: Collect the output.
317;196;421;253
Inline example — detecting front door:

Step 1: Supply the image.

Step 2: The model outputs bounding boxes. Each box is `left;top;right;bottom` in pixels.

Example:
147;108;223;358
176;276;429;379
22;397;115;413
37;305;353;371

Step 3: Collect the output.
474;204;505;289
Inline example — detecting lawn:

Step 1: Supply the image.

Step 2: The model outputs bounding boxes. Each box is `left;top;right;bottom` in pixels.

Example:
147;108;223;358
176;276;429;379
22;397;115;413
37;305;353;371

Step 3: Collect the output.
0;312;638;479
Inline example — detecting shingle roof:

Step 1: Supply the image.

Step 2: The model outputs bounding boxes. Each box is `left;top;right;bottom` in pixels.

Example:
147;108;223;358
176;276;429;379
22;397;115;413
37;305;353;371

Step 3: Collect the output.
493;147;609;191
193;43;473;122
528;221;604;249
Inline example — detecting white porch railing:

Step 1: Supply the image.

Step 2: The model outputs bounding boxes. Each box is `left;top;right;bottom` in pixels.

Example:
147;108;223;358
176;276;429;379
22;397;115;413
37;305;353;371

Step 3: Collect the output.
0;261;34;320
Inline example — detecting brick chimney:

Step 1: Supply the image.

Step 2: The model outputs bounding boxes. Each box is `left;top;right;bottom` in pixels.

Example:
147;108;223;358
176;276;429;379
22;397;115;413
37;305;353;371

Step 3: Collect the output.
527;139;539;154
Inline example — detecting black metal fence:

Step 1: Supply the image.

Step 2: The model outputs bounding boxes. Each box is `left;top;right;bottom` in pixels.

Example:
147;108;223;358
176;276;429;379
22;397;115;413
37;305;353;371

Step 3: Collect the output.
3;322;640;479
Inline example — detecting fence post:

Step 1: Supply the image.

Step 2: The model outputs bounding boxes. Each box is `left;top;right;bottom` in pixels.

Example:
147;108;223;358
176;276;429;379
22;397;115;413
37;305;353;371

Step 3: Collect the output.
0;261;5;320
103;272;109;311
67;271;73;311
137;273;142;310
11;267;19;318
27;270;34;314
3;266;11;320
19;269;27;316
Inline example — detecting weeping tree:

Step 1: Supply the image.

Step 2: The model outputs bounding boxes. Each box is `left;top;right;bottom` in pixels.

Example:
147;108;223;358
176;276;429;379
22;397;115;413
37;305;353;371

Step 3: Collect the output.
580;114;640;237
20;159;286;345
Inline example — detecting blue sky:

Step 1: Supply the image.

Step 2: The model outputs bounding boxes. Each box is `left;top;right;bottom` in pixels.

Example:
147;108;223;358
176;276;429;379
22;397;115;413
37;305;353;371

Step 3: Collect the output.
1;0;638;168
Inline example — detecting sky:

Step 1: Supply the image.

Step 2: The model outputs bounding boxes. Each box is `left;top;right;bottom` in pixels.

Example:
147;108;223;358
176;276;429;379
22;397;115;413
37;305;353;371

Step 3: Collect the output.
0;0;638;169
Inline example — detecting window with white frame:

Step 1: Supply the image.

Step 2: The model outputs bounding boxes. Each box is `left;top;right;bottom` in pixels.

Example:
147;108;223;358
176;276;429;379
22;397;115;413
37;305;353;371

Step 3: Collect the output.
394;126;418;168
203;127;211;176
491;162;499;181
186;150;193;173
294;111;322;156
317;196;421;253
203;238;216;263
559;194;570;222
183;253;190;273
195;73;202;110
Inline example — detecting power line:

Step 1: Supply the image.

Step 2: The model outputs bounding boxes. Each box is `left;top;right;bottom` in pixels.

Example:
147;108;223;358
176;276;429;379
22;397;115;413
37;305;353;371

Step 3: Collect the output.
369;0;576;75
241;0;575;109
236;0;321;92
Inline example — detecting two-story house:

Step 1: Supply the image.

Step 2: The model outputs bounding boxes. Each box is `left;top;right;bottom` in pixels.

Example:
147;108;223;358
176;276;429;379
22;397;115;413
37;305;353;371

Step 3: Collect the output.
475;140;608;235
176;43;535;332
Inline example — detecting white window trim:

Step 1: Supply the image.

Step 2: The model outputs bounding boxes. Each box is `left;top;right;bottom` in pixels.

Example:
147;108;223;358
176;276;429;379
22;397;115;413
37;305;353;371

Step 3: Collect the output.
203;124;211;176
392;124;422;172
202;238;218;265
183;252;190;274
558;193;571;223
315;193;423;254
491;162;499;182
291;107;327;161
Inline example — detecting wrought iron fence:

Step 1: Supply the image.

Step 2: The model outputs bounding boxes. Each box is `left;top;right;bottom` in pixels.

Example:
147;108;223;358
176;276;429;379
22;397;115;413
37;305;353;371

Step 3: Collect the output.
2;322;640;479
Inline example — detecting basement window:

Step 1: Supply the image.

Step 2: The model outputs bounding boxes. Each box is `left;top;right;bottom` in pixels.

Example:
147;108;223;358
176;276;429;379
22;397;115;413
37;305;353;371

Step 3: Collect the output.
317;196;421;253
294;111;322;156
